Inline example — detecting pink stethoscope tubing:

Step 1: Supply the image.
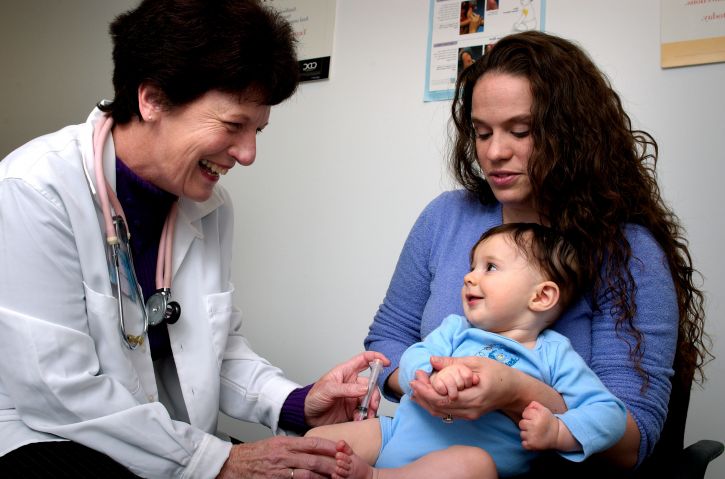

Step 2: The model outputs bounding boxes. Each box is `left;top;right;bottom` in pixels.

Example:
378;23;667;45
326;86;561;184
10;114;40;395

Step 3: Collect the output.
92;114;178;349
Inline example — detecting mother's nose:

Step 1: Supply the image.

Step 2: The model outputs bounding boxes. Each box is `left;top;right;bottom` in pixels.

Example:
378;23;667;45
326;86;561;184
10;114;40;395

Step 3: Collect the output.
485;134;512;162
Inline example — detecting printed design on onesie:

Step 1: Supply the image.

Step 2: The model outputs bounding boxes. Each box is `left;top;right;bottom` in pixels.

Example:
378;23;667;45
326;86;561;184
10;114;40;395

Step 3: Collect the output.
477;343;519;366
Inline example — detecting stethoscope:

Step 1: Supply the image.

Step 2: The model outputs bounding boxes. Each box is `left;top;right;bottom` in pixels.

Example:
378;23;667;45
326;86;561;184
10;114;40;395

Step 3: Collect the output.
92;115;181;349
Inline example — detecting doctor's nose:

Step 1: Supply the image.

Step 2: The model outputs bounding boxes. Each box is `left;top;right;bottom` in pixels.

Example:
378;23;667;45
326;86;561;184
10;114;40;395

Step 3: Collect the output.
229;134;257;166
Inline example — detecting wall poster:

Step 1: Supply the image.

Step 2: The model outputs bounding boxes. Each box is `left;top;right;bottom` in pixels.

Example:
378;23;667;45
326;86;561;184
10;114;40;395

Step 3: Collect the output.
424;0;546;102
263;0;336;82
661;0;725;68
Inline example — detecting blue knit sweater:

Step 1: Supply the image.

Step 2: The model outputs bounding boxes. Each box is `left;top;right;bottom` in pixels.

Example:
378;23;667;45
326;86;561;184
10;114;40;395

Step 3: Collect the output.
364;189;678;464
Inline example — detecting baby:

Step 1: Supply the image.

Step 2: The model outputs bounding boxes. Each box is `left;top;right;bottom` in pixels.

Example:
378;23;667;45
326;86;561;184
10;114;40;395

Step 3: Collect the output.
311;223;627;478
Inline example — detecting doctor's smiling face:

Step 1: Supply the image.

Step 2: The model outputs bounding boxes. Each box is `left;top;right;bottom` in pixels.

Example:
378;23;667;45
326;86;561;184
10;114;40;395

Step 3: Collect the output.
135;86;270;202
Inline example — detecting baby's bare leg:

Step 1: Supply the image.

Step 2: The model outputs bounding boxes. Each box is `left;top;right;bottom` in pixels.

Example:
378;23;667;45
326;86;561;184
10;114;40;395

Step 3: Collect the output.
331;443;496;479
308;421;495;479
306;418;383;466
376;446;496;479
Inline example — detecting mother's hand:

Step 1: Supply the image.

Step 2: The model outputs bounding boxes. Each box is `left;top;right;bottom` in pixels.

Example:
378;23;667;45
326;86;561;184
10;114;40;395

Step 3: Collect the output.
409;356;565;421
217;436;339;479
305;351;389;427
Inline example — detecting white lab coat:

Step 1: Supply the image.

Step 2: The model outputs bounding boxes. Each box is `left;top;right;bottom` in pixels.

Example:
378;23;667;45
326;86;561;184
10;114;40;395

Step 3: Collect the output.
0;108;299;478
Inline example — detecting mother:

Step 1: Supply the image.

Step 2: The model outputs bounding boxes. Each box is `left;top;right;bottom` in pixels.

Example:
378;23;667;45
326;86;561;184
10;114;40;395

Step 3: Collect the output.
366;31;708;473
0;1;386;477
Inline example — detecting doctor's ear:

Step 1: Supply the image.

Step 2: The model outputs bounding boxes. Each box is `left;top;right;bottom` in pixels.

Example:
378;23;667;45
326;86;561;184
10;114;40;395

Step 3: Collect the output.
529;281;560;312
137;82;166;122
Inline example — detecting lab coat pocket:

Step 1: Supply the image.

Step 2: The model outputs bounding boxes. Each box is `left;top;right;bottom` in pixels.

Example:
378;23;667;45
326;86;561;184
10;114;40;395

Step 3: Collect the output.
83;282;143;398
205;287;239;368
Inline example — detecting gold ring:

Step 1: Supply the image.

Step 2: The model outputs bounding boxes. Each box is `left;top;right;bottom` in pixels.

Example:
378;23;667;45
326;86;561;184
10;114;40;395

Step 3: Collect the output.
442;413;453;424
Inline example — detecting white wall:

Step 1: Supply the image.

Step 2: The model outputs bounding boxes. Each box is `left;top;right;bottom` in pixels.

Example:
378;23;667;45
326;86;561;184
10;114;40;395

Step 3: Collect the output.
1;1;723;477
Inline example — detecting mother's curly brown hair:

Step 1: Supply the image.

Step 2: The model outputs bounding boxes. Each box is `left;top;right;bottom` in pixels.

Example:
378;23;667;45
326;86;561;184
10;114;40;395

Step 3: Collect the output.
450;31;710;388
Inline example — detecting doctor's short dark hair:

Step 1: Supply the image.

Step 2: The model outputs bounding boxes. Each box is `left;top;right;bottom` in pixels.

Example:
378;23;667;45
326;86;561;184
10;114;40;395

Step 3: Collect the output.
99;0;299;124
471;223;583;311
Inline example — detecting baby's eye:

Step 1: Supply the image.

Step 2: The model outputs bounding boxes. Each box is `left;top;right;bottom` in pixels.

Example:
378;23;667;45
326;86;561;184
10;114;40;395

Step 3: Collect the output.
486;263;497;272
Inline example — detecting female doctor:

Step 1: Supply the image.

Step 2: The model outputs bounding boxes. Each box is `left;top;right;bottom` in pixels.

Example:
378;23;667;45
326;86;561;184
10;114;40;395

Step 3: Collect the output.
0;1;386;477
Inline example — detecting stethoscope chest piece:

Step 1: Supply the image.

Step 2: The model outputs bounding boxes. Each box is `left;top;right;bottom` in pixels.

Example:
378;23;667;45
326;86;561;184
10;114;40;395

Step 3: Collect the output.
147;288;181;326
92;115;182;348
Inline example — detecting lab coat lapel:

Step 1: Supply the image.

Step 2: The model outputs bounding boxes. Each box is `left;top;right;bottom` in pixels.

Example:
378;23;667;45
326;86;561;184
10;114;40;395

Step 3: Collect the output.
172;190;225;278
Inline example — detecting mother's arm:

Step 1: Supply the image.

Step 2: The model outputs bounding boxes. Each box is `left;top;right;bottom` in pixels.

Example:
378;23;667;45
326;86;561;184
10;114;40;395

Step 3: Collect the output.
408;356;641;468
586;226;679;467
364;199;441;400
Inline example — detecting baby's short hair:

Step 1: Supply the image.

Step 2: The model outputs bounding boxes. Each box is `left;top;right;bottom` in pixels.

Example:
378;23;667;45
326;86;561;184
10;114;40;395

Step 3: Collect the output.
472;223;583;310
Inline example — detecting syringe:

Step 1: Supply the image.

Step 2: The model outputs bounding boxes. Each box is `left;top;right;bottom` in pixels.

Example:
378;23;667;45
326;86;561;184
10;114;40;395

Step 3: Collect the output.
355;358;383;421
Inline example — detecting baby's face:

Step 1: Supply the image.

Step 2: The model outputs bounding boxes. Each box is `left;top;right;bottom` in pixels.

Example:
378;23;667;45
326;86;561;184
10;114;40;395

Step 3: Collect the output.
461;233;543;332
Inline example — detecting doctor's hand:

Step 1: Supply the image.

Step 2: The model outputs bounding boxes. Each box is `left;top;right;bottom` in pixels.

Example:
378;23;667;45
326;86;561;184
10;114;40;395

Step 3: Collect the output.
217;436;341;479
305;351;389;427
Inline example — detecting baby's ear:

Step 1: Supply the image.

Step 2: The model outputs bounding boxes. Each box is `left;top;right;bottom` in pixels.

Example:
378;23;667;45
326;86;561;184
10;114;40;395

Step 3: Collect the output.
529;281;560;312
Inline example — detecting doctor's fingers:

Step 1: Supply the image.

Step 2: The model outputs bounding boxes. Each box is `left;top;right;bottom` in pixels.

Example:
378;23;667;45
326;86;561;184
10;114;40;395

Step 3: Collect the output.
287;436;345;471
228;437;339;478
325;351;390;381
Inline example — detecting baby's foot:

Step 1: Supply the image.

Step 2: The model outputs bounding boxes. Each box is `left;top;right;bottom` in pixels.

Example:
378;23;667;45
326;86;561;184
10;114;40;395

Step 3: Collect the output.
332;440;375;479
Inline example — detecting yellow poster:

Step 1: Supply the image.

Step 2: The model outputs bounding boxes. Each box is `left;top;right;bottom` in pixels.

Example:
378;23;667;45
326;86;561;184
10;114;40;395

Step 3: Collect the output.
661;0;725;68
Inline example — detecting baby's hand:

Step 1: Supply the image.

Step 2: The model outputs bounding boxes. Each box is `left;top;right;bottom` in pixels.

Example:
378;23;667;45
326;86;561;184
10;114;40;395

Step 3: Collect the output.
519;400;559;451
429;363;478;400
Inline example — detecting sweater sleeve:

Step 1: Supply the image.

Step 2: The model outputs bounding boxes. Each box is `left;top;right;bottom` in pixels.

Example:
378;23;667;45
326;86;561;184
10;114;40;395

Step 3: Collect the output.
278;384;313;434
588;225;678;464
364;197;438;400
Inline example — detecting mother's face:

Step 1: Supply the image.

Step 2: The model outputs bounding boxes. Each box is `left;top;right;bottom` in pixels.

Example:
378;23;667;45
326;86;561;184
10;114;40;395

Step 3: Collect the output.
141;89;271;202
471;73;536;222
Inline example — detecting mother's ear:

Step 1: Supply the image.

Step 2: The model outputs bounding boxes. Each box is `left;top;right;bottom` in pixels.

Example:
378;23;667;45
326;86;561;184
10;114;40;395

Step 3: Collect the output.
529;281;560;312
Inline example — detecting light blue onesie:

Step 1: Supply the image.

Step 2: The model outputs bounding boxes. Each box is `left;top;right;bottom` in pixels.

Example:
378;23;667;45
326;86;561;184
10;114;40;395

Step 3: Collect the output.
375;314;627;477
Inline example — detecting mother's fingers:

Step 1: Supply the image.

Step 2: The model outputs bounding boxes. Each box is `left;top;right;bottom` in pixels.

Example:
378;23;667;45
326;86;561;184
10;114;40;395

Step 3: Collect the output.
430;355;485;371
408;378;486;420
